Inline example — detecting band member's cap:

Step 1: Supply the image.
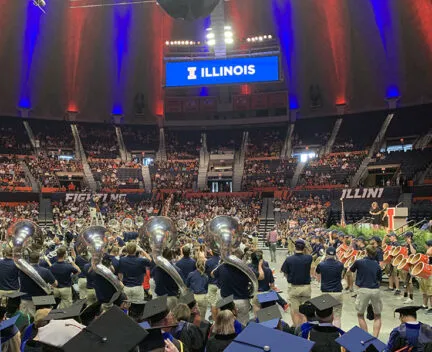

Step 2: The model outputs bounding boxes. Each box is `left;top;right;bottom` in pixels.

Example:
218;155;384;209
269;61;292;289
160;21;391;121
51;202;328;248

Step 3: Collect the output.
335;326;386;352
179;290;196;309
388;232;397;237
403;231;414;238
226;322;315;352
326;247;336;256
216;295;235;310
257;291;278;308
308;294;341;313
256;305;282;329
62;306;148;352
394;306;422;317
426;240;432;246
371;236;381;243
141;296;169;322
32;295;56;308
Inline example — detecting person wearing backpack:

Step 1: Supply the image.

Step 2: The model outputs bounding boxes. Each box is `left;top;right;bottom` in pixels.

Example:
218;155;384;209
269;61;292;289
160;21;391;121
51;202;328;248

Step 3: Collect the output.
387;306;432;352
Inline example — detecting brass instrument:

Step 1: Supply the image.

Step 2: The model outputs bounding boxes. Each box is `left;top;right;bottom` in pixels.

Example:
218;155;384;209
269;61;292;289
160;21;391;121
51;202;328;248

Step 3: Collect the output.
206;216;258;298
78;226;123;291
122;218;133;231
9;220;52;294
143;216;188;295
135;216;145;229
108;219;120;232
177;219;187;232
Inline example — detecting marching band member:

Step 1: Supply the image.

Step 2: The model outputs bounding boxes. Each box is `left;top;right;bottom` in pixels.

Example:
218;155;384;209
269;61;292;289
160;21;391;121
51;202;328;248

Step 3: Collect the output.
315;247;344;328
281;239;313;327
385;232;401;295
205;248;221;322
401;232;417;304
49;246;80;309
420;240;432;314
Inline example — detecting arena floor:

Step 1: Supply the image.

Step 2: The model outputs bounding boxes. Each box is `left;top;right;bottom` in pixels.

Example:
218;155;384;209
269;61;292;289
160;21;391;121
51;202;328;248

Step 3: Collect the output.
262;249;432;342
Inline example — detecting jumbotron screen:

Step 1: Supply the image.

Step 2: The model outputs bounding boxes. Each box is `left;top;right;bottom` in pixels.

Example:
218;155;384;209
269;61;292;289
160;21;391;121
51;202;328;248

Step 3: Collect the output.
164;55;280;88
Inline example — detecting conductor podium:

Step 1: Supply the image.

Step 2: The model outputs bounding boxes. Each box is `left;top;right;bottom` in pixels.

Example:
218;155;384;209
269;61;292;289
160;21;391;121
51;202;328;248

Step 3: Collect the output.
388;207;409;231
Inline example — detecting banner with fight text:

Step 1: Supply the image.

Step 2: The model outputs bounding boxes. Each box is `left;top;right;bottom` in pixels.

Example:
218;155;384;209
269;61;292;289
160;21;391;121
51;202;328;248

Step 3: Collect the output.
48;193;152;203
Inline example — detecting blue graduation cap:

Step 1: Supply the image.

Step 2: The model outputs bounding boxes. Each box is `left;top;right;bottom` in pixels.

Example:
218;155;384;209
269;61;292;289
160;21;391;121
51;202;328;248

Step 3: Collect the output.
0;315;19;352
225;322;315;352
257;291;278;308
335;326;387;352
139;321;151;329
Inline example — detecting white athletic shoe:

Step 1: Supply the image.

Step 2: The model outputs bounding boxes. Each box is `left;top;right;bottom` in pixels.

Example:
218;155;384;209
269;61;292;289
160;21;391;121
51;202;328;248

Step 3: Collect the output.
403;298;414;304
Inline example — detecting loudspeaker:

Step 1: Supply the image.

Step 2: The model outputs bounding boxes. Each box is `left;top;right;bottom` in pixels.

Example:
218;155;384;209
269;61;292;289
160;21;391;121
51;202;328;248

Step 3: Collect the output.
156;0;221;21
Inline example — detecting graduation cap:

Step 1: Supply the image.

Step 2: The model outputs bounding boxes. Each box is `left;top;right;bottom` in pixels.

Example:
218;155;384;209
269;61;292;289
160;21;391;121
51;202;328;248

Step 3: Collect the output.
225;322;315;352
179;291;196;309
1;292;26;308
138;323;178;351
335;326;387;352
44;299;87;321
142;296;170;323
216;295;235;310
37;319;85;350
1;292;26;300
0;315;19;352
32;295;57;309
128;300;147;321
62;306;149;352
256;305;282;329
308;294;341;318
109;291;128;306
394;306;422;317
257;291;278;309
80;302;102;327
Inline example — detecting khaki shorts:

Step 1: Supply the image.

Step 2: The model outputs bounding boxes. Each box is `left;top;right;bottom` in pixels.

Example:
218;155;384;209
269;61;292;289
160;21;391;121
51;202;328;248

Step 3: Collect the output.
124;286;145;302
53;287;73;309
288;284;311;312
207;284;219;307
321;292;343;318
419;276;432;296
355;288;382;315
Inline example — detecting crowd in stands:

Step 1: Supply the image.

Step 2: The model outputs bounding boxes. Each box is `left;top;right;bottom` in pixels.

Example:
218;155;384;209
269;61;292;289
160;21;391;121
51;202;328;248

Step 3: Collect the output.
169;196;262;226
274;195;329;247
0;119;33;154
89;160;142;190
0;202;39;230
298;152;366;187
27;154;83;188
31;121;74;150
78;124;119;158
372;149;432;179
242;158;297;189
52;197;162;226
0;156;28;189
166;130;200;160
246;128;285;157
122;125;158;151
151;160;198;190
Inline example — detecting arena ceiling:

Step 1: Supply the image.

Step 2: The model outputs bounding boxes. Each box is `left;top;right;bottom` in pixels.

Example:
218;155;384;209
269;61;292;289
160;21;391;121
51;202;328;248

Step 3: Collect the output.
0;0;431;122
